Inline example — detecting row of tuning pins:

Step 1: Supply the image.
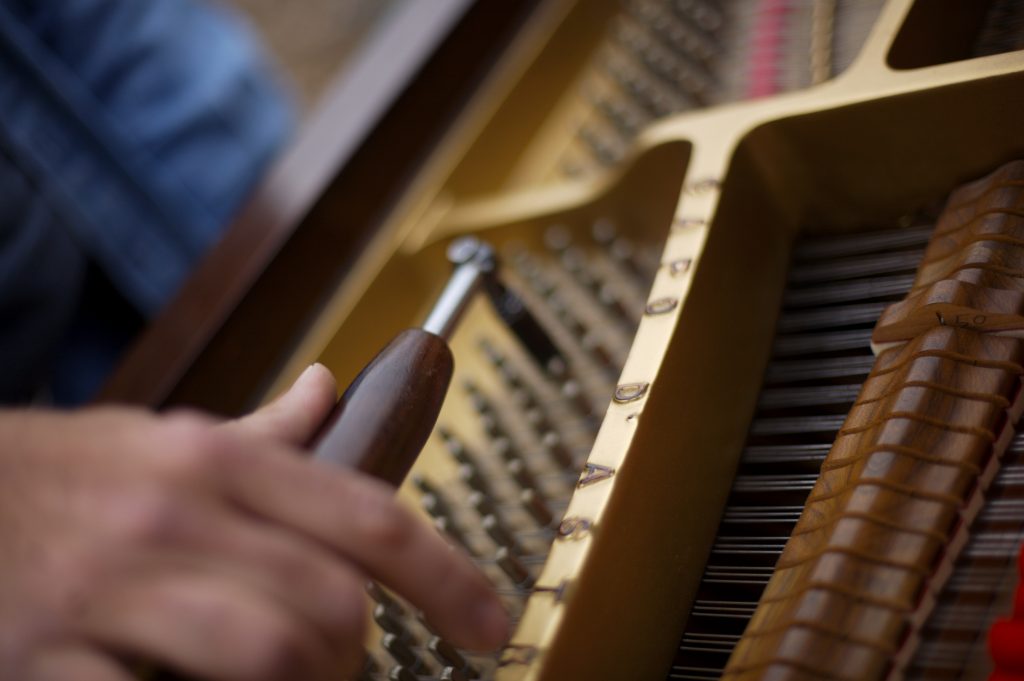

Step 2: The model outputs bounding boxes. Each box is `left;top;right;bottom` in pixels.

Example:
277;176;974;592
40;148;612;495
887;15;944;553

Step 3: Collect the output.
363;366;584;679
357;335;593;678
510;220;658;393
565;0;725;174
356;583;481;681
427;340;595;585
362;220;658;679
440;221;659;588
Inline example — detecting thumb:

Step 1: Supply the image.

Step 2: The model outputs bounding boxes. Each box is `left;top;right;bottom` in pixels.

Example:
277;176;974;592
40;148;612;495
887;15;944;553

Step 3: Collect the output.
226;363;338;447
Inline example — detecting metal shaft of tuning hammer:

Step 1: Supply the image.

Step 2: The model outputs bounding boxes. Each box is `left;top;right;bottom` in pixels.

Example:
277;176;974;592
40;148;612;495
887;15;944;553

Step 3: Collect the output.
422;237;499;340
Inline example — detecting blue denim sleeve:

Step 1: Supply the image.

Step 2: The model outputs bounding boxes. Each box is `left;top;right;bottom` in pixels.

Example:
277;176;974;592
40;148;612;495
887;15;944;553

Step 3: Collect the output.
0;0;294;402
0;143;88;402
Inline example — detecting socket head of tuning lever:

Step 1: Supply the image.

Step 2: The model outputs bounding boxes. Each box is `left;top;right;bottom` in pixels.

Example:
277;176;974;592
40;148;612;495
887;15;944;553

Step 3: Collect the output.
421;237;496;340
447;236;497;270
427;237;565;376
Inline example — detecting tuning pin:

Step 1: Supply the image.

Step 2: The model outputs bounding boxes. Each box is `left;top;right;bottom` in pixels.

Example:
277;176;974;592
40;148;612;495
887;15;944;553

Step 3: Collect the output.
444;436;473;467
593;92;646;136
464;383;489;412
483;514;521;555
632;0;717;61
421;492;452;520
602;287;636;327
615;20;651;58
387;665;417;681
428;637;478;678
491;436;516;464
382;634;426;673
480;413;505;441
463;385;508;441
512;387;535;412
632;73;675;117
678;0;724;33
507;458;538;492
546;295;588;338
618;237;659;284
439;430;494;497
593;220;647;286
509;248;543;281
560;248;599;292
564;247;634;328
578;124;623;166
561;378;595;422
496;546;534;589
536;276;558;300
367;582;403;615
458;462;492;497
413;473;442;498
440;667;473;681
479;337;505;367
374;604;413;644
520;489;554;527
468;491;498;519
540;431;574;469
545;354;570;382
513;252;557;300
507;375;532;403
524;261;557;299
485;418;514;447
434;516;471;551
581;332;617;374
544;225;573;253
415;474;454;520
591;218;617;246
523;404;545;429
479;339;526;393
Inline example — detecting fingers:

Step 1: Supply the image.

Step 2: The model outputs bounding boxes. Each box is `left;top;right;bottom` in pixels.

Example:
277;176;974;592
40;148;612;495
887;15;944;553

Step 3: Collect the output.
124;498;371;652
63;395;507;664
78;571;359;681
166;397;509;651
23;644;135;681
77;486;371;676
215;448;508;650
227;364;338;447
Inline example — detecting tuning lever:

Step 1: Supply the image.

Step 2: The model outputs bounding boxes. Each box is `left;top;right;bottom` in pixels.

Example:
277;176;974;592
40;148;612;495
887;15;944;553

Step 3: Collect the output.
310;329;453;485
147;237;552;680
312;236;563;484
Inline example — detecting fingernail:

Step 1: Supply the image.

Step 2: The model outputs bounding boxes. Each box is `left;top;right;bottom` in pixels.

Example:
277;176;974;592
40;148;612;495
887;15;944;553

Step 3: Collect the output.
298;363;326;383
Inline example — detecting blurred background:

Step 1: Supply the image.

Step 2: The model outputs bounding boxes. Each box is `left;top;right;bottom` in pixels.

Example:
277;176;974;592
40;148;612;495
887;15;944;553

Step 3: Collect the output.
229;0;407;111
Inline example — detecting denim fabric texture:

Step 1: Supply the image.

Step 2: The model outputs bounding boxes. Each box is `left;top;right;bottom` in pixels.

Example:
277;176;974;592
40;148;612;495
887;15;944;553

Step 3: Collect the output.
0;0;293;403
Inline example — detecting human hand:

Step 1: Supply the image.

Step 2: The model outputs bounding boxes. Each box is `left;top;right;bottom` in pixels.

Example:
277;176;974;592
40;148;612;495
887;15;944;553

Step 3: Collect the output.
0;365;507;681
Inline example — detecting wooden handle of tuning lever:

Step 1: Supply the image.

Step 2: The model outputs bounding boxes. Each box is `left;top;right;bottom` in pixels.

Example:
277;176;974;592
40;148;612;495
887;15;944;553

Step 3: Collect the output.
147;329;452;681
310;328;454;485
